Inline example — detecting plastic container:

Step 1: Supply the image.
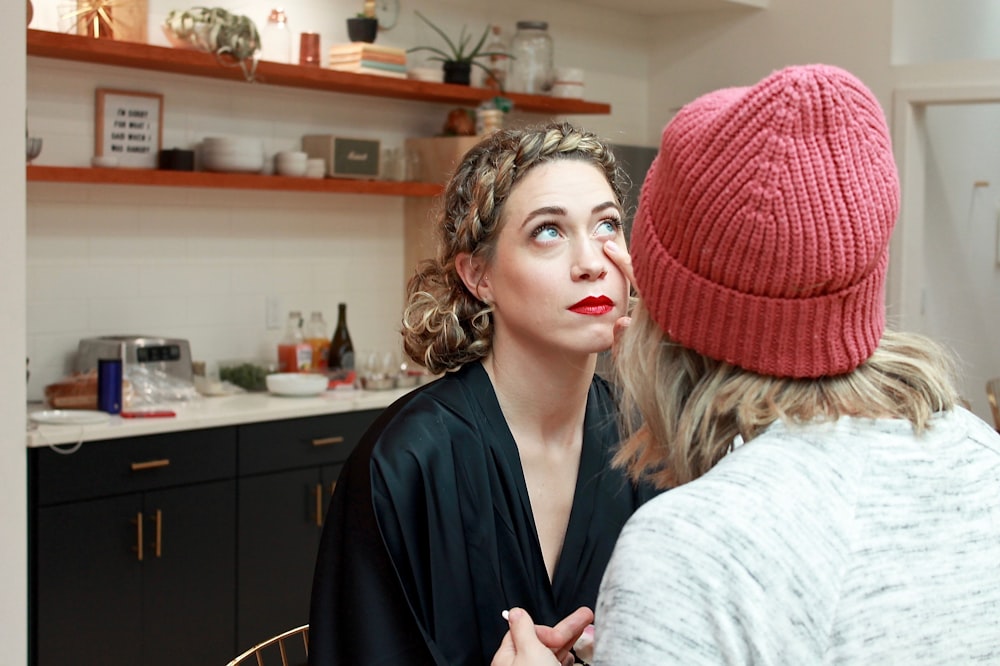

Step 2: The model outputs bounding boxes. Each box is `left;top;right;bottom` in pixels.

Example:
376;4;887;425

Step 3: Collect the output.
277;310;313;372
305;311;330;372
507;21;554;95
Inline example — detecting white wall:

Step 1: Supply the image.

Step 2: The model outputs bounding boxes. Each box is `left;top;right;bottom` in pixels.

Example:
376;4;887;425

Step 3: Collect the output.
1;5;27;665
907;102;1000;417
25;0;653;401
893;0;1000;64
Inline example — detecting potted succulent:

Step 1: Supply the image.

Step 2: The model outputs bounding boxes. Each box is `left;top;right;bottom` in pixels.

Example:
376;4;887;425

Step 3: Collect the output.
163;7;261;82
347;1;378;43
407;10;509;86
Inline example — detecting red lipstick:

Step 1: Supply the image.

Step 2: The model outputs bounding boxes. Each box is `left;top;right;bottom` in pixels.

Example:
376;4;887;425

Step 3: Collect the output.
569;295;614;316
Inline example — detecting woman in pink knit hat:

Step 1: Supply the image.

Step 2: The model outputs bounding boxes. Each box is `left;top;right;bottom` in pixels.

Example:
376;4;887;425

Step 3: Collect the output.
493;64;1000;664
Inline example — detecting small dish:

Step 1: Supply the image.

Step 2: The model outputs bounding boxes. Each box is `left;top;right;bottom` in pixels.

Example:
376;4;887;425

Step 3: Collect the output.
30;409;109;425
266;372;328;396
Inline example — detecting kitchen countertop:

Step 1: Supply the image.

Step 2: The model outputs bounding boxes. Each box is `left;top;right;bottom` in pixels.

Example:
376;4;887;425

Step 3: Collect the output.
26;386;417;448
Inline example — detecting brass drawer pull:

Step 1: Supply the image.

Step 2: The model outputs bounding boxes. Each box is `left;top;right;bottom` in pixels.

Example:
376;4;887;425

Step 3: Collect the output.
131;512;144;562
130;458;171;472
311;436;344;447
151;509;163;558
315;483;324;527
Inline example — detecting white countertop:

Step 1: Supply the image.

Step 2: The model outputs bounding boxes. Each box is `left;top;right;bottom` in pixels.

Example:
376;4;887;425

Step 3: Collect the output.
26;387;415;448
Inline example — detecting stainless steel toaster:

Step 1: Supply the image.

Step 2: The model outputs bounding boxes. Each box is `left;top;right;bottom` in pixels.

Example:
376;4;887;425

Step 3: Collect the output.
75;335;194;382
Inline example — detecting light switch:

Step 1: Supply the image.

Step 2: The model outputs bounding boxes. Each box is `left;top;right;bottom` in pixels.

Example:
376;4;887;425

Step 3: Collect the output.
265;296;283;330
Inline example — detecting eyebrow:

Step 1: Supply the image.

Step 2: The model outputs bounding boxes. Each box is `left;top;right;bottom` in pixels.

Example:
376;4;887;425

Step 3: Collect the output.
519;201;622;229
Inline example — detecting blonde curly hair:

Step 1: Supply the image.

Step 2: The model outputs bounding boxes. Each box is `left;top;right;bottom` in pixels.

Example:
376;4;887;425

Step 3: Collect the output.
401;122;626;374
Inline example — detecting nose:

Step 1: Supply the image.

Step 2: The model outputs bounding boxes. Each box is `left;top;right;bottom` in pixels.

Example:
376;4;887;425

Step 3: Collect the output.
571;241;609;281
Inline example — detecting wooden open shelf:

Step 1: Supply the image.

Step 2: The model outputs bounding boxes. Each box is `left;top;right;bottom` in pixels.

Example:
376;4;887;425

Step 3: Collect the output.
27;29;612;115
26;165;445;197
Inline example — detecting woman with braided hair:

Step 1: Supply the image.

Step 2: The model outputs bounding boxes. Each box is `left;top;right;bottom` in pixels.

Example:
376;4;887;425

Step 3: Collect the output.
308;122;658;665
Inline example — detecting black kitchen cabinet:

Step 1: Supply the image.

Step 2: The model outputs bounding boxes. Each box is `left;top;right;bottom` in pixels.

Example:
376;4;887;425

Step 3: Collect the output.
235;410;379;651
29;408;383;666
29;427;238;666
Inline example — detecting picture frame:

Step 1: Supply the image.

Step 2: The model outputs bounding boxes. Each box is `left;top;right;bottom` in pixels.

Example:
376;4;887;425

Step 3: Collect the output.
95;88;163;168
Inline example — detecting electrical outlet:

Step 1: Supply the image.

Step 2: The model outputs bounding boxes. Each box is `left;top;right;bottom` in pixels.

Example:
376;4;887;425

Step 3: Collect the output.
265;296;283;330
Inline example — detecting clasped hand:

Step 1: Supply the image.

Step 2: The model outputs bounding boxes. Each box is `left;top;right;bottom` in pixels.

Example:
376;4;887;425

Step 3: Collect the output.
491;606;594;666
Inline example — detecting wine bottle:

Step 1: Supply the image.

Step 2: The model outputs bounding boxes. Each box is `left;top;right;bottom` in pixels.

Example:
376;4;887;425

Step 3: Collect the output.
328;302;354;374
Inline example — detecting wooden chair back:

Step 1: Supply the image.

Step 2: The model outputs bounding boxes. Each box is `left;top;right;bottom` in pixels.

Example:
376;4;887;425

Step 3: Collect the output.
226;625;308;666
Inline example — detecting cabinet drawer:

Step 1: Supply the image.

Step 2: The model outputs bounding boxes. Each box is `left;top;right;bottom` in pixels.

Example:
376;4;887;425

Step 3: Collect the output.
238;410;380;475
32;427;237;506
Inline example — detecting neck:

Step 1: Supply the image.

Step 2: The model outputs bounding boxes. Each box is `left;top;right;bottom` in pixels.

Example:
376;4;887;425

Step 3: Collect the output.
482;343;596;449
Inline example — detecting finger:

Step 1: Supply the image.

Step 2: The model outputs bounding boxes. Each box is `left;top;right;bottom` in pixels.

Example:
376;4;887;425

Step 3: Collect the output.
604;240;636;286
490;627;516;666
538;606;594;659
508;607;545;652
612;316;632;360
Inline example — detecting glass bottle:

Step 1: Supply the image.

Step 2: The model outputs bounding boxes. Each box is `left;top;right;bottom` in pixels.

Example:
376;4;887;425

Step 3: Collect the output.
277;310;312;372
260;7;292;64
482;25;509;91
328;303;355;374
507;21;554;95
305;311;330;372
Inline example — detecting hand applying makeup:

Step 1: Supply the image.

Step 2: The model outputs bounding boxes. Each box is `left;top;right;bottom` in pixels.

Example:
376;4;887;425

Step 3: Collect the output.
604;239;634;354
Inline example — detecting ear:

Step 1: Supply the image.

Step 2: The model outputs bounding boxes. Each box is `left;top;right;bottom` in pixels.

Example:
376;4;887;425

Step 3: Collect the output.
455;252;493;304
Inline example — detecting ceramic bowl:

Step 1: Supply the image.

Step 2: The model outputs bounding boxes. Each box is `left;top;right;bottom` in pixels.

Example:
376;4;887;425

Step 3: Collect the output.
305;158;326;179
266;372;328;396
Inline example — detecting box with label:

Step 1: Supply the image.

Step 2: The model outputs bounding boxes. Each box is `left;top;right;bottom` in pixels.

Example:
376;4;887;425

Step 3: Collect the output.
302;135;381;179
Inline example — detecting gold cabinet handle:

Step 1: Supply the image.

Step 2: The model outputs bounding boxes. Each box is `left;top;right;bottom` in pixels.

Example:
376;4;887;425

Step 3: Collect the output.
314;483;324;527
131;512;144;562
311;436;344;447
130;458;171;472
150;509;162;558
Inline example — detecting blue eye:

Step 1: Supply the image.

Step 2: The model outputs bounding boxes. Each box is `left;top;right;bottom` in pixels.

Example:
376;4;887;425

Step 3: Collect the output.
596;218;623;237
531;224;560;240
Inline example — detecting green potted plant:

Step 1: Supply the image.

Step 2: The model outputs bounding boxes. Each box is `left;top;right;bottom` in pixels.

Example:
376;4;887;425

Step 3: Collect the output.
407;10;509;86
163;7;261;82
347;1;378;43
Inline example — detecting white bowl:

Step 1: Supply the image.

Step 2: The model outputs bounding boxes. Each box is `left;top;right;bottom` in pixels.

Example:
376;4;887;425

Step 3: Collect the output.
305;158;326;179
266;373;329;396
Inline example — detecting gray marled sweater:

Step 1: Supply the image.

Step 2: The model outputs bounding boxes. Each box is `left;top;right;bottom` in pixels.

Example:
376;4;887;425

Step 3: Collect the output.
595;407;1000;664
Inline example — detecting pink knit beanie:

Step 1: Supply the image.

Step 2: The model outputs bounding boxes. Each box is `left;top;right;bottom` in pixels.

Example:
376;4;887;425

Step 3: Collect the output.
631;64;899;378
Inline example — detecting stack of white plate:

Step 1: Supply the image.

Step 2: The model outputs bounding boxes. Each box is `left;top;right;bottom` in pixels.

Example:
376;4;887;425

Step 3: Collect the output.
201;137;265;173
274;150;308;177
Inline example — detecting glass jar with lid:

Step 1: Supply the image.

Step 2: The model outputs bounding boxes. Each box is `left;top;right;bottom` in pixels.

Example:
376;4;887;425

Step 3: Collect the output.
507;21;554;95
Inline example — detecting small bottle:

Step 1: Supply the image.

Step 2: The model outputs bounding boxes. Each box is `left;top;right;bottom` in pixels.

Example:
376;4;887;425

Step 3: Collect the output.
483;25;509;91
277;310;313;372
328;303;355;375
305;311;330;372
507;21;554;95
260;7;292;64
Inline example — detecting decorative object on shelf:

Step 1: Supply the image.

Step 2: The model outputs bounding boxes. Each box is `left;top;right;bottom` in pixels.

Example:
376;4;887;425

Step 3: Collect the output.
59;0;147;42
374;0;399;31
259;7;292;63
442;108;475;136
299;32;320;66
347;15;378;43
407;10;509;86
94;88;163;169
302;135;381;179
27;0;33;26
327;41;406;77
162;7;260;82
26;136;42;164
507;20;554;94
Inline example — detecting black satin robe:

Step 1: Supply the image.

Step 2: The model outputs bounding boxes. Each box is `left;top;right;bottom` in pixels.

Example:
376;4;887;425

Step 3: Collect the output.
307;362;657;665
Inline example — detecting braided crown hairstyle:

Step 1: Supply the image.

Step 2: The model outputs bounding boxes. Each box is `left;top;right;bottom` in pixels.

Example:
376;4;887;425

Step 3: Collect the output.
401;121;626;374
